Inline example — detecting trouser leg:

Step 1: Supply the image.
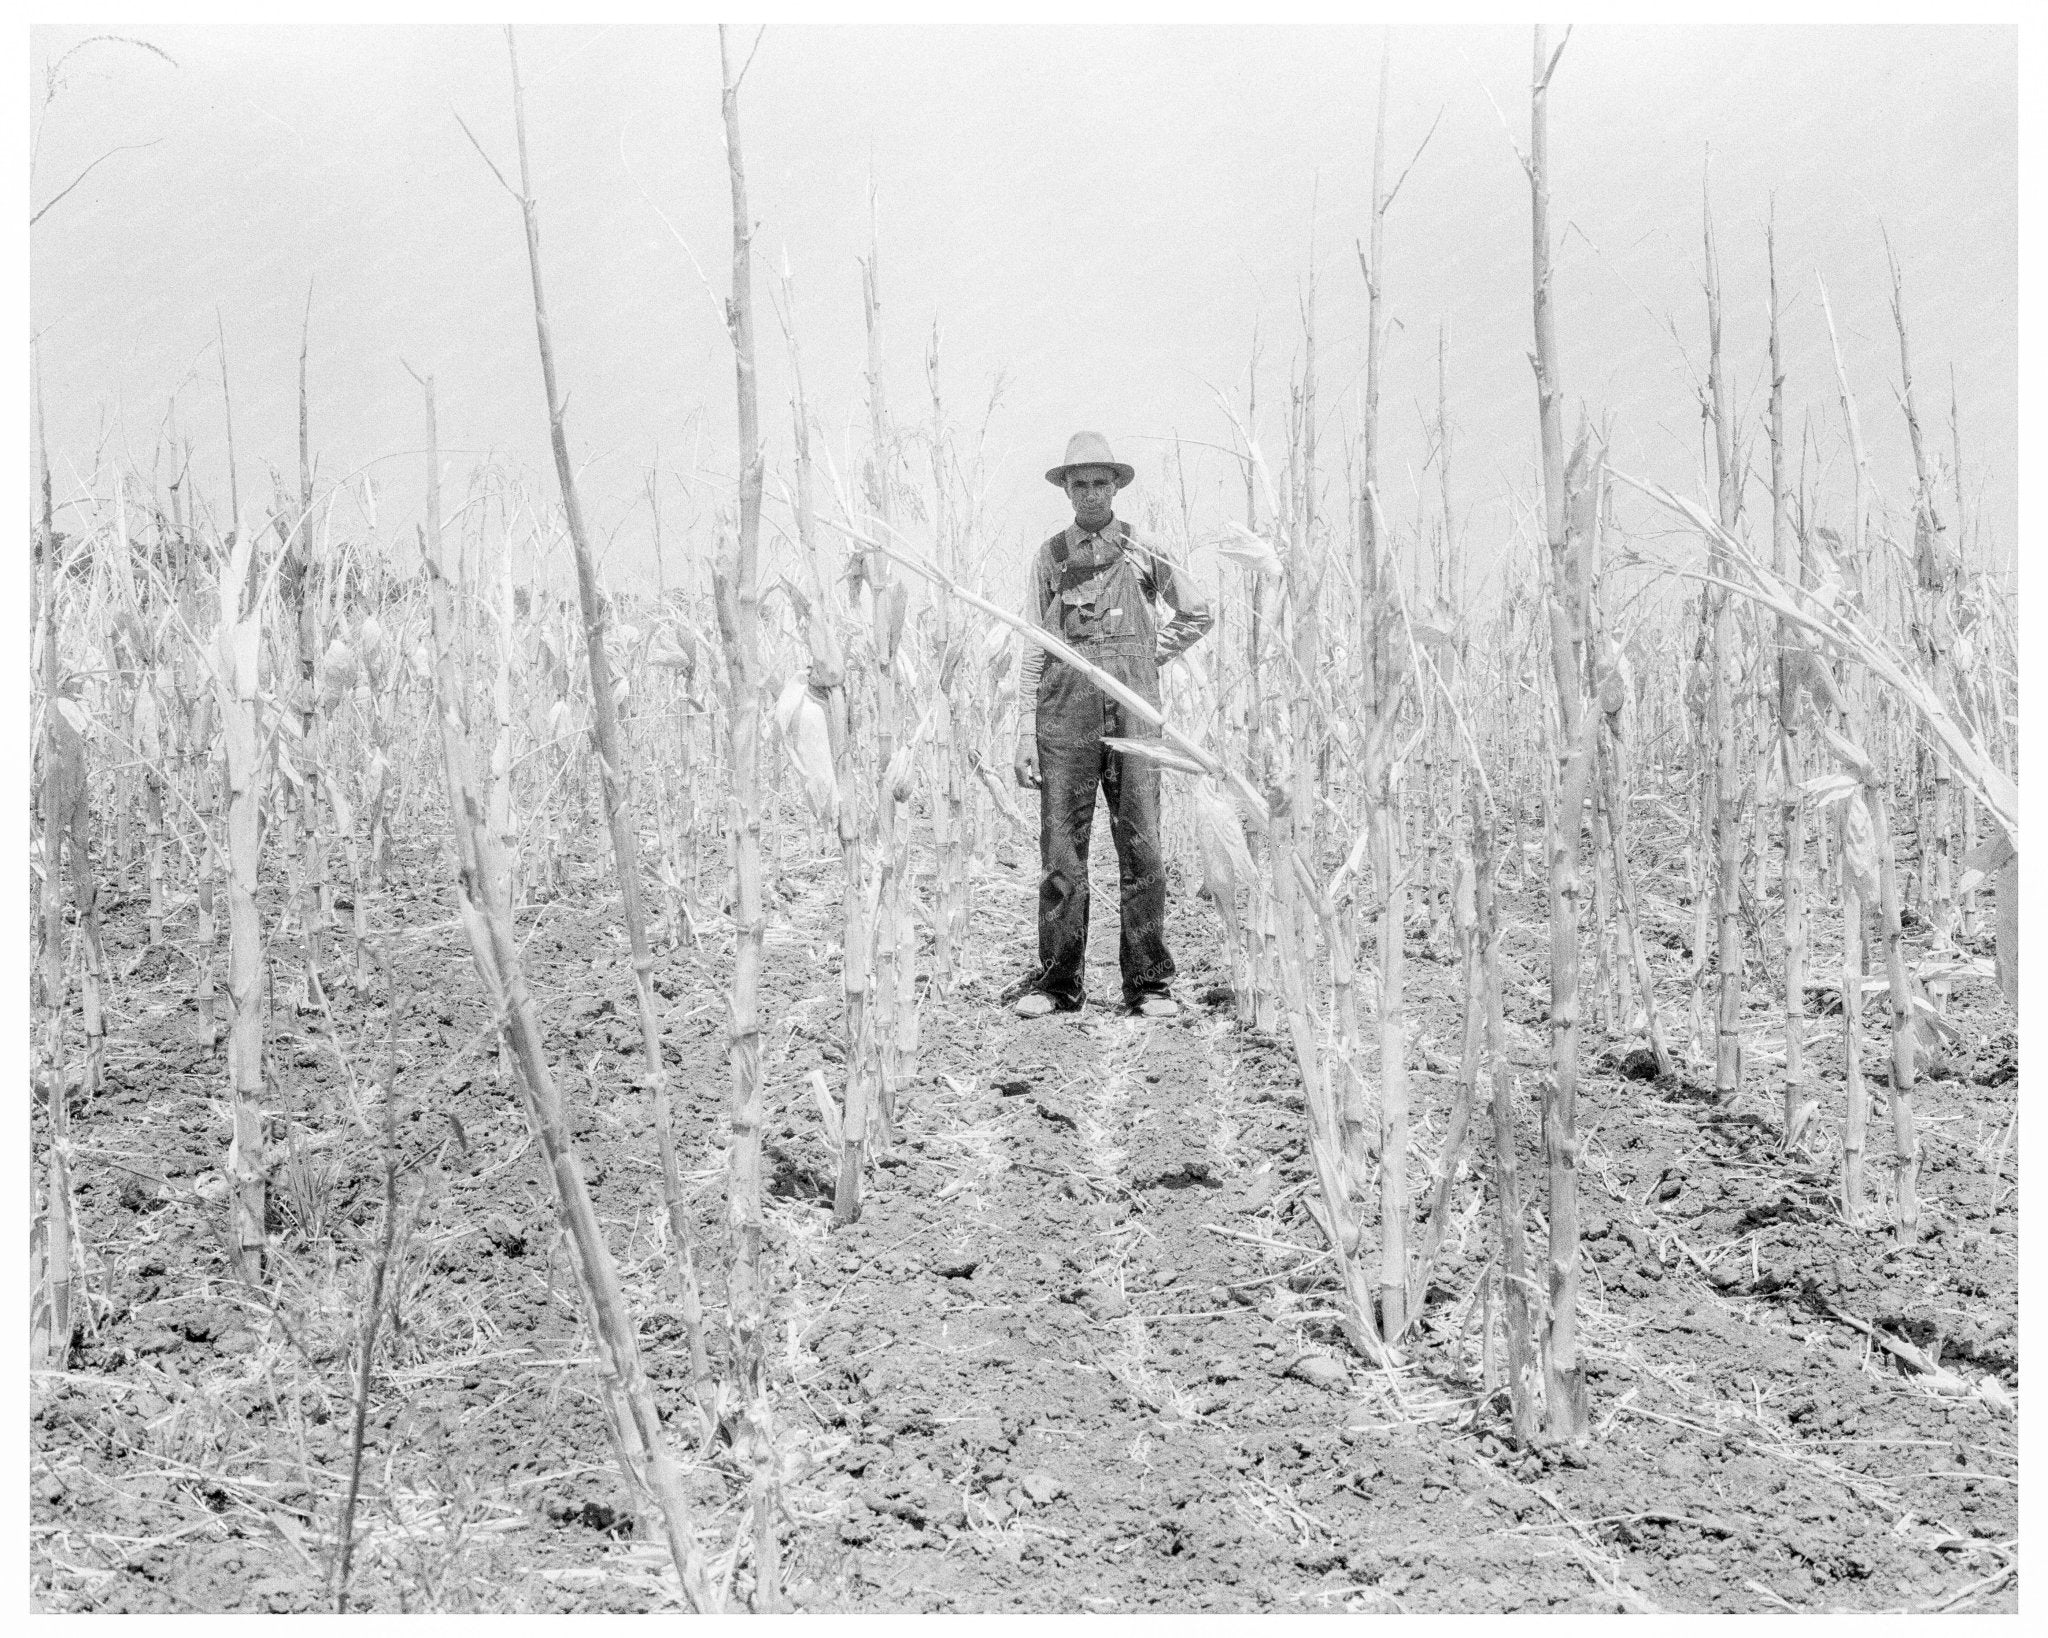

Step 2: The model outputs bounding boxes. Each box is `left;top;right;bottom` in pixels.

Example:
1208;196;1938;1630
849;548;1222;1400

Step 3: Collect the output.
1103;743;1174;1004
1037;735;1101;1007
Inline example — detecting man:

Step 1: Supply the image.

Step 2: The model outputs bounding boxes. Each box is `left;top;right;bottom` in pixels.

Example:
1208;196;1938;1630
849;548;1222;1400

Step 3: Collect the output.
1012;432;1213;1019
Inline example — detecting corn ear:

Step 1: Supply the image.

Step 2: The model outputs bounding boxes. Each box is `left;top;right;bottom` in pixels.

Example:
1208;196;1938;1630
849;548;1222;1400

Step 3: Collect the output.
1841;790;1881;903
773;674;839;825
1193;777;1255;907
1216;520;1285;579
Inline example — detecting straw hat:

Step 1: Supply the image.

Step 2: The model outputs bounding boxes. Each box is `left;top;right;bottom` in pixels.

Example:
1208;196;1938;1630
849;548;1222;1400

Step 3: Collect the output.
1045;430;1135;490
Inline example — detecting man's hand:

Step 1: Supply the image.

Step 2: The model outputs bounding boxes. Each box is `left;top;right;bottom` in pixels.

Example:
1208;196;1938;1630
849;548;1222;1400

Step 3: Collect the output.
1014;738;1042;790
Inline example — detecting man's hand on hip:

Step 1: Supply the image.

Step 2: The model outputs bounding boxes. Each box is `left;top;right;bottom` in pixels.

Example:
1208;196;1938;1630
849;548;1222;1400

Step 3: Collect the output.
1014;738;1042;790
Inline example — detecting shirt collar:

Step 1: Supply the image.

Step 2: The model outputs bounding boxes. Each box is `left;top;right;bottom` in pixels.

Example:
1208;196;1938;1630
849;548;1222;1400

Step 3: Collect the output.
1064;517;1122;556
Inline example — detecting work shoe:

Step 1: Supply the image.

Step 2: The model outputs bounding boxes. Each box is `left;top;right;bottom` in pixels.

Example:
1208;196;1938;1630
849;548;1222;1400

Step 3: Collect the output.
1132;994;1180;1019
1013;991;1059;1019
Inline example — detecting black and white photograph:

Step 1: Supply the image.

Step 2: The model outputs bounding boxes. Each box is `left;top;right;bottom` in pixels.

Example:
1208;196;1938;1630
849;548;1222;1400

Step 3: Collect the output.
26;16;2020;1615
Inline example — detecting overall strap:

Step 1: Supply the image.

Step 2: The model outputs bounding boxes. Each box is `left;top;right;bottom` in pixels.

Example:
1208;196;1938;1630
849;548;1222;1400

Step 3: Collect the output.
1117;527;1175;594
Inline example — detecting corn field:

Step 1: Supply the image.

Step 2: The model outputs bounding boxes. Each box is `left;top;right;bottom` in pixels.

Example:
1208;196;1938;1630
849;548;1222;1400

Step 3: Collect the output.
31;25;2016;1616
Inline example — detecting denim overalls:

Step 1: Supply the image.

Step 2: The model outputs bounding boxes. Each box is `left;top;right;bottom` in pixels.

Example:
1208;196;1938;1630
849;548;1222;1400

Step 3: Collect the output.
1034;524;1175;1009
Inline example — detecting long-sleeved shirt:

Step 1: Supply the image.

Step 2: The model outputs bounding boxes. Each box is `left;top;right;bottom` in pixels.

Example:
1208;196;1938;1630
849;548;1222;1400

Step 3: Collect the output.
1017;519;1213;729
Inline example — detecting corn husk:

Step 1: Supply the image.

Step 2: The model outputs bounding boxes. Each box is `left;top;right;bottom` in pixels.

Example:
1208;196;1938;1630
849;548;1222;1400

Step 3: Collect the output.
1452;846;1477;934
876;580;909;669
773;674;839;825
983;621;1013;673
1193;777;1255;909
317;636;357;712
214;620;263;703
1683;655;1709;722
132;685;161;763
1216;521;1285;580
1800;771;1861;809
885;702;941;806
1408;597;1459;655
1318;820;1373;910
885;743;918;806
357;614;389;685
1840;790;1881;903
647;621;698;673
1595;630;1630;721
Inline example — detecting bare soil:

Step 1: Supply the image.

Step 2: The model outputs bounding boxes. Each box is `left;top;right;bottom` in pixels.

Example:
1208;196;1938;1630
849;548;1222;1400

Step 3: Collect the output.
30;807;2018;1613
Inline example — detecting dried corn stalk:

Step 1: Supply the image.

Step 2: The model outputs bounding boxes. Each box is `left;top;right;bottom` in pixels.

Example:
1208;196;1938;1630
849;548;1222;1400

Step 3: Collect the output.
482;32;712;1392
1527;24;1591;1439
773;251;877;1227
418;372;715;1610
1701;184;1746;1101
715;30;784;1606
207;528;270;1282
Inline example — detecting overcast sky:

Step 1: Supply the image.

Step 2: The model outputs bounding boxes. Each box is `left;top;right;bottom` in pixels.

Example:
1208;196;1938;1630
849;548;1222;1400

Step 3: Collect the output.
28;23;2017;605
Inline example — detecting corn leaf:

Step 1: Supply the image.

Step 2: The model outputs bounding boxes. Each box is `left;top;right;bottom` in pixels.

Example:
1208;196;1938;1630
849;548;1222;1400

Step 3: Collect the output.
1102;735;1207;776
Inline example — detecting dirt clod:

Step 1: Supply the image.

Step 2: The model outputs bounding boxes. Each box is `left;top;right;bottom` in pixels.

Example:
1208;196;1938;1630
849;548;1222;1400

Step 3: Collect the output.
1284;1353;1349;1391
